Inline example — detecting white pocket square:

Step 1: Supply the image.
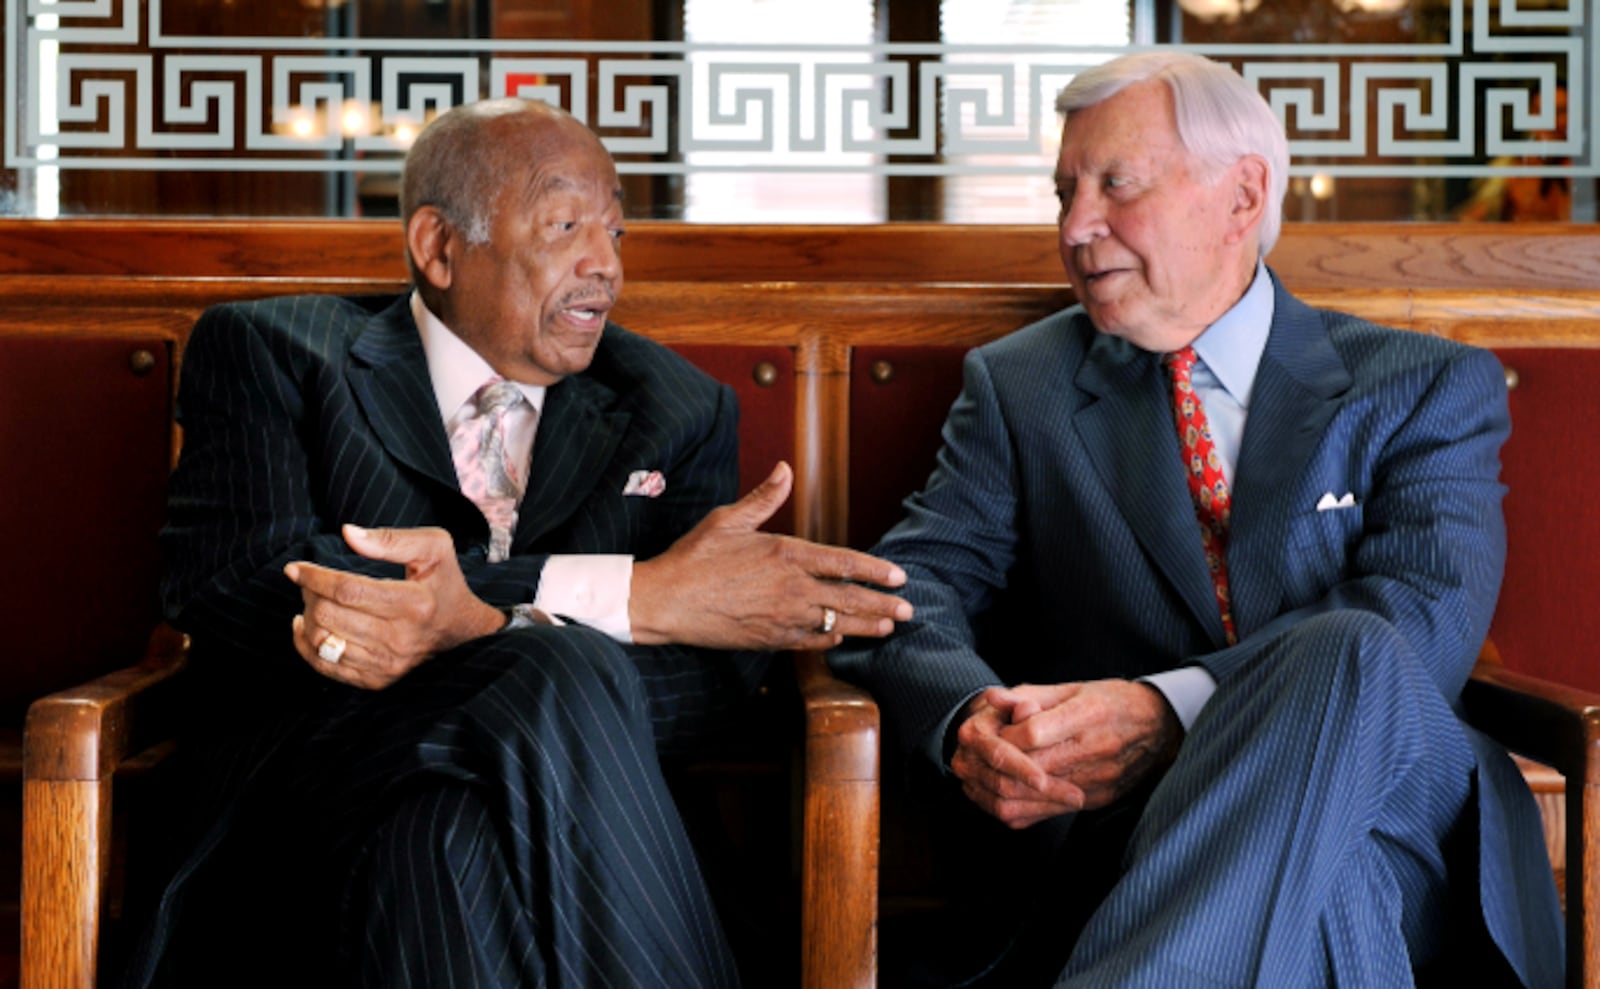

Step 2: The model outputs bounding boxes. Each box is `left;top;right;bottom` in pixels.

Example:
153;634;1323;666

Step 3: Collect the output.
623;469;666;498
1315;491;1357;511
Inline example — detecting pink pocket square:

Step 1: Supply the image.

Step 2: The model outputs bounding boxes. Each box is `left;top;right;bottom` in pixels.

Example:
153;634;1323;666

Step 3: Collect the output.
623;470;666;498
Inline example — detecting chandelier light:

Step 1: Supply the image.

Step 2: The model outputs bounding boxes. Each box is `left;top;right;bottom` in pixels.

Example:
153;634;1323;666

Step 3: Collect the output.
1175;0;1263;20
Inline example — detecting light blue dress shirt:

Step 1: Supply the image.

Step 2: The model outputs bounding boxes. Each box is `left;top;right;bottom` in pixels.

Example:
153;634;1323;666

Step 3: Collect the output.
1142;262;1274;729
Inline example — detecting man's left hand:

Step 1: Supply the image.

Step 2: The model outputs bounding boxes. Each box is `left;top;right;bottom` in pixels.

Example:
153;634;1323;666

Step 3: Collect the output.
285;524;505;689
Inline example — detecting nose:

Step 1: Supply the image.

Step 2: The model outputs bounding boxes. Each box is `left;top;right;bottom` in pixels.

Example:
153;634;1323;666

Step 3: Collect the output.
576;222;622;282
1059;186;1107;248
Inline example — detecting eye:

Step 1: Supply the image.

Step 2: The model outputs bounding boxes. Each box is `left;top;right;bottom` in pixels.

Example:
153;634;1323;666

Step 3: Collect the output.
610;226;626;243
1104;174;1128;190
552;220;577;233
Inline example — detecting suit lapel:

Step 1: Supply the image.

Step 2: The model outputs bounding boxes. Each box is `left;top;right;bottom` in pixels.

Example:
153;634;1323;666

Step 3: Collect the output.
1228;278;1353;635
1073;328;1228;643
346;298;461;493
515;371;631;548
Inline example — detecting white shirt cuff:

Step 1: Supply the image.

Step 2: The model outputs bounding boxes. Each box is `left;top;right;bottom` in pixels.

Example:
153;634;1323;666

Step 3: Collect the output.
1140;666;1217;731
532;554;634;643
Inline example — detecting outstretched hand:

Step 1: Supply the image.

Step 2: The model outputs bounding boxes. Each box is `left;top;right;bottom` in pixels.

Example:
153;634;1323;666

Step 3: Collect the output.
285;525;504;689
630;462;913;650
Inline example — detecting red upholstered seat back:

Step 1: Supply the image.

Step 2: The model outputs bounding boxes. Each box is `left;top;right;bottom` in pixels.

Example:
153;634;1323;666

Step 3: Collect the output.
848;345;969;549
0;335;172;722
1489;347;1600;692
670;344;798;535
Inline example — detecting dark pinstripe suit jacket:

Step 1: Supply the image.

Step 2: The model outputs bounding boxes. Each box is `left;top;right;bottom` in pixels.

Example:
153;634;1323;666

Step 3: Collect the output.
162;292;745;702
831;273;1561;986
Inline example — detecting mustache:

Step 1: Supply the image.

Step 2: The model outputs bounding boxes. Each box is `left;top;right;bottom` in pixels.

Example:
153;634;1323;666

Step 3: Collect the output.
557;288;616;310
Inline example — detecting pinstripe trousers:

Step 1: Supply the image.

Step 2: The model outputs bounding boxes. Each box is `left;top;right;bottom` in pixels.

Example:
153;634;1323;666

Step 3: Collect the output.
1057;611;1488;987
138;625;743;988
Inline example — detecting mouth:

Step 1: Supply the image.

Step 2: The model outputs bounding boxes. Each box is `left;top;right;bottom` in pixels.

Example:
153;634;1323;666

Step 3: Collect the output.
1078;267;1123;289
557;296;613;327
1073;253;1137;290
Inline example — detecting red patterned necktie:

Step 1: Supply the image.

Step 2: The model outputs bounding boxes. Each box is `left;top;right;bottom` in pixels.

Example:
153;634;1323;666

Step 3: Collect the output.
449;378;529;563
1164;347;1237;645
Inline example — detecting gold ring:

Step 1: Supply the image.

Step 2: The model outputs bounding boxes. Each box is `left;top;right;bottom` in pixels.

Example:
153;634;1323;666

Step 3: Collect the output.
820;607;837;634
317;633;347;664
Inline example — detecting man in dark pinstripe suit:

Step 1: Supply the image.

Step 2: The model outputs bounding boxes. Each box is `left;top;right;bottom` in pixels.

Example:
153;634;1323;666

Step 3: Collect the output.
119;99;911;988
833;53;1561;988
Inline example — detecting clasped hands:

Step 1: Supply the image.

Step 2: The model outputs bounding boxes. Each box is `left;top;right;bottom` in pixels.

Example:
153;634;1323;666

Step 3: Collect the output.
951;680;1183;829
286;461;912;689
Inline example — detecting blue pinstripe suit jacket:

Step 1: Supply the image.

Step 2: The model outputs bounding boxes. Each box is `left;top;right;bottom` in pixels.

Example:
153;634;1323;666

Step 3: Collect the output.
831;273;1562;986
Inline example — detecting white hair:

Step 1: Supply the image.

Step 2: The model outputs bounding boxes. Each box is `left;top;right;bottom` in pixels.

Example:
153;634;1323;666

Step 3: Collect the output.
1055;52;1290;256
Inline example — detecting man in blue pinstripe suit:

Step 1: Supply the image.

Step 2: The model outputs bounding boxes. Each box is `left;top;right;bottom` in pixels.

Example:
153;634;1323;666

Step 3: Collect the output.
119;99;910;987
831;52;1562;988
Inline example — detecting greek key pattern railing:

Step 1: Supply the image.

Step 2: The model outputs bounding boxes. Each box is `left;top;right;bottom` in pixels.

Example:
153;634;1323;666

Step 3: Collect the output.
4;0;1591;179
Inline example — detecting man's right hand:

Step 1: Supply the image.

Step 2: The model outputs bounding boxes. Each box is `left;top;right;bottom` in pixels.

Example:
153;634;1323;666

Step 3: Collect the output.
629;462;913;650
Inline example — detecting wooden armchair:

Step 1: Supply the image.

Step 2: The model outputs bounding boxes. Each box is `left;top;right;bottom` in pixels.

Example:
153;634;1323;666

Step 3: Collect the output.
1462;653;1600;987
19;637;875;988
20;627;188;988
792;646;1600;989
24;637;1589;989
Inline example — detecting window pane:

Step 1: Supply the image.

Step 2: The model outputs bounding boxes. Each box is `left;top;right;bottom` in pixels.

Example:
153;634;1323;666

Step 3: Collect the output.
940;0;1132;223
682;0;881;222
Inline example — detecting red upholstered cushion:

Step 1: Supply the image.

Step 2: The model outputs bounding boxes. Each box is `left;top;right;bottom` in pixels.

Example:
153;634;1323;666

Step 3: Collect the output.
669;344;797;535
848;345;968;549
0;335;172;722
1489;347;1600;692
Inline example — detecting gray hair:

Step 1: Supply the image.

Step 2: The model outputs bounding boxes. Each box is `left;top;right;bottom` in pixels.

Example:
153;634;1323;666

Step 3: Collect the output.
1055;52;1289;256
400;100;535;257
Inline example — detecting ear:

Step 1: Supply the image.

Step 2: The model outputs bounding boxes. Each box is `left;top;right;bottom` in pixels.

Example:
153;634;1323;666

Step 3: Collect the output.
405;206;455;292
1222;154;1269;246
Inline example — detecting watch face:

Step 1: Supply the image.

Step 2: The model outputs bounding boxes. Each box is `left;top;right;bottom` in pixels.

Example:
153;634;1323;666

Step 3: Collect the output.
506;604;549;630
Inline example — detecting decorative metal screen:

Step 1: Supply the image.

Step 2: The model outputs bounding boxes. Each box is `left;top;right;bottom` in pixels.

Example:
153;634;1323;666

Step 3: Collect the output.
3;0;1592;208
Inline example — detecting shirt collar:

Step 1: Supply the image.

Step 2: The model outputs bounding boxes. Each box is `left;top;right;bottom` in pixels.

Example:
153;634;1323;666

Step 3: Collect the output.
411;290;546;424
1191;261;1273;407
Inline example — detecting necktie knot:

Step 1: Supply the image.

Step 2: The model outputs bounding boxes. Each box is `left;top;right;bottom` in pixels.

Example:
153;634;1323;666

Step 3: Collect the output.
474;378;524;419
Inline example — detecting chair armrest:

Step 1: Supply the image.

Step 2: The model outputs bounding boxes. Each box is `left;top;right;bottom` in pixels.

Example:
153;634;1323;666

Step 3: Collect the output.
21;624;190;989
796;648;879;989
1463;660;1600;782
1462;657;1600;989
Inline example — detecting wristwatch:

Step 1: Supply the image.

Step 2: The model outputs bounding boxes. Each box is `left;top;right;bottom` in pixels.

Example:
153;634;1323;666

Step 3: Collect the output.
501;603;549;631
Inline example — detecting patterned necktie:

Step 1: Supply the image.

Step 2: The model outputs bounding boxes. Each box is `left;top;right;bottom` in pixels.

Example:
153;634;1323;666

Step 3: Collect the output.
449;378;528;563
1164;346;1237;645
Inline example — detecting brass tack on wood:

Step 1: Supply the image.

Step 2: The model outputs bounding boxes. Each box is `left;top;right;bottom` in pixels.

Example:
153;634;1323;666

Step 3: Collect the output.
870;359;894;384
753;361;778;387
1503;367;1519;392
129;349;157;376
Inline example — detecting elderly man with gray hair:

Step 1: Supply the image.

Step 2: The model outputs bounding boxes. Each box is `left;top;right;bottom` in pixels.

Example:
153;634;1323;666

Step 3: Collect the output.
833;50;1561;988
116;98;912;988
